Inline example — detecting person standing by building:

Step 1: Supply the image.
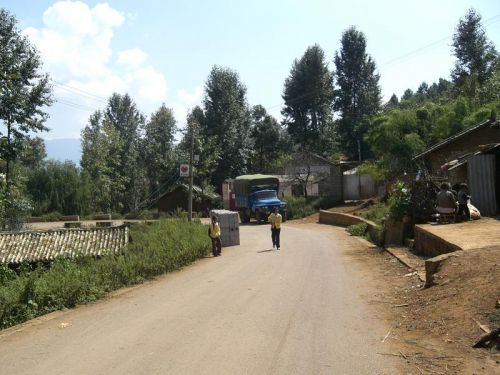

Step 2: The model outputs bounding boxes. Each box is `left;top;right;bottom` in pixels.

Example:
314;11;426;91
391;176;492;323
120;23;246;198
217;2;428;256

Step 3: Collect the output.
268;207;282;250
457;183;471;221
208;215;222;256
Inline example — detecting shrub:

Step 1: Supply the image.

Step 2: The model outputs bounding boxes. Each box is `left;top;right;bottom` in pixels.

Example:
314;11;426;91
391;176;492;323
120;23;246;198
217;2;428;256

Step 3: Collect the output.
346;222;368;237
285;196;316;220
387;181;412;220
40;212;64;222
362;203;389;225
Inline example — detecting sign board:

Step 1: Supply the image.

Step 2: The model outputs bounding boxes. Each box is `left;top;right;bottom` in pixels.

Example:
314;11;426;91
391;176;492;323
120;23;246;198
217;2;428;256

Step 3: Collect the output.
180;164;190;177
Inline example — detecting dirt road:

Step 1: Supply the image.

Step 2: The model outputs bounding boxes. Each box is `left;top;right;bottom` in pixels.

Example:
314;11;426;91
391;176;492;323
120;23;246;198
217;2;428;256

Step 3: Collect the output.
0;223;402;374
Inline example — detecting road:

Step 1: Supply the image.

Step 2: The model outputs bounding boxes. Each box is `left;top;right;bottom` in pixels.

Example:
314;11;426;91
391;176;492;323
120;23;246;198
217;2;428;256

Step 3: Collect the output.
0;222;400;374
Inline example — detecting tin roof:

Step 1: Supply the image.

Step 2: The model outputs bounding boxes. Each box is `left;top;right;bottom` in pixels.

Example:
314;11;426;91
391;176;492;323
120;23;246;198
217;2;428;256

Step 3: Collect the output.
413;119;498;160
0;225;129;264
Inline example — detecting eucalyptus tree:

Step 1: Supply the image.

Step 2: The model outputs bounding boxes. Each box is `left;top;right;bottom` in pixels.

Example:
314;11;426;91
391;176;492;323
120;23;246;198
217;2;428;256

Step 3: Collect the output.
334;27;381;159
282;44;335;154
203;66;252;188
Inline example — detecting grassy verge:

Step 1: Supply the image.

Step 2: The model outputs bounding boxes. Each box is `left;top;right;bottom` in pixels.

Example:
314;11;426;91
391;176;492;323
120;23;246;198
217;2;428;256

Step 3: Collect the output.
0;219;211;329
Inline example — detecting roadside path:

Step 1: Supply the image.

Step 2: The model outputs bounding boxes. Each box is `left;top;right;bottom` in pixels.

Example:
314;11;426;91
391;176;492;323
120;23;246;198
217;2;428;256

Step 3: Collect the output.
0;222;400;374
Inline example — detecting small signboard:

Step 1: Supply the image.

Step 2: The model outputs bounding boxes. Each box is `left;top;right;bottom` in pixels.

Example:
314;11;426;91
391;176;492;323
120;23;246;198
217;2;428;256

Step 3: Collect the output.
180;164;189;177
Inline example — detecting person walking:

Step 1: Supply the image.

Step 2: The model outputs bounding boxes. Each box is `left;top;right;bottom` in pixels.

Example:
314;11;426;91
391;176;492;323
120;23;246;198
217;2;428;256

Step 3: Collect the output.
268;207;282;250
208;215;222;257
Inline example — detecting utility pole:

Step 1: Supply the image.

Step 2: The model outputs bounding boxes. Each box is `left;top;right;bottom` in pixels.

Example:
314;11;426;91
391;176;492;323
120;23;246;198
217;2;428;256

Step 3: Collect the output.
187;120;195;222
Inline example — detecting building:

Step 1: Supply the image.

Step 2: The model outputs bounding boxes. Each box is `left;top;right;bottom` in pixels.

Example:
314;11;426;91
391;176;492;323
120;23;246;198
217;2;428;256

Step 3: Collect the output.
413;118;500;216
281;151;358;202
155;184;218;213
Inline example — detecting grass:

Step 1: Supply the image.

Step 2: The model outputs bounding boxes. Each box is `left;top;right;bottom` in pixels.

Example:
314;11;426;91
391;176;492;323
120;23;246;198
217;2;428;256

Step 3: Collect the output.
285;195;339;220
0;219;211;329
361;203;389;225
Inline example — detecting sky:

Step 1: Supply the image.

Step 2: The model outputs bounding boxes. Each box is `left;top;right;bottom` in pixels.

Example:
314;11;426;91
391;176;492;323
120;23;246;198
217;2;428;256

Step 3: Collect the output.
2;0;500;142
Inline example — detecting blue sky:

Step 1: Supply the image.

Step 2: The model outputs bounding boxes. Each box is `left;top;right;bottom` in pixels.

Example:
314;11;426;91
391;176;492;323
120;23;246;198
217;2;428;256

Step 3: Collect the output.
3;0;500;141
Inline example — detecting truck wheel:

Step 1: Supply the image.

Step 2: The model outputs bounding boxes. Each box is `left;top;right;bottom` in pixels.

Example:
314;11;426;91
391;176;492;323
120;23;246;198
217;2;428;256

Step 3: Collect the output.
240;210;250;223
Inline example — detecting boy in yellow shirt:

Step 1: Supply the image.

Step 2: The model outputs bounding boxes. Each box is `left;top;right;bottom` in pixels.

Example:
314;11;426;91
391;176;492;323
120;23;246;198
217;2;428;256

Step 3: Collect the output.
208;215;222;256
268;207;282;250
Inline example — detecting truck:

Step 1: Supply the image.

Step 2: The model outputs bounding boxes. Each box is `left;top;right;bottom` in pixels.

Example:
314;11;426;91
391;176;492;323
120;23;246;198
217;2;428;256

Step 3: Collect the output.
233;174;287;223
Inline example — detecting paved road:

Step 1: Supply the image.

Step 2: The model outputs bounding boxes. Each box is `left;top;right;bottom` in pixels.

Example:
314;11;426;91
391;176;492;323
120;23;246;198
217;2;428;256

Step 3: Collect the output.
0;223;399;374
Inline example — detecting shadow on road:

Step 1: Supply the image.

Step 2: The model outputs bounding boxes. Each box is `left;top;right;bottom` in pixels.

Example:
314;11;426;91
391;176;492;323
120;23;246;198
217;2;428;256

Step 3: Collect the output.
256;249;275;253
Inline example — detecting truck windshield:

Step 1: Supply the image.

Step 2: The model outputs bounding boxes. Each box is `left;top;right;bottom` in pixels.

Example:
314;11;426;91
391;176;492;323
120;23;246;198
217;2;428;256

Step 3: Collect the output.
254;191;277;199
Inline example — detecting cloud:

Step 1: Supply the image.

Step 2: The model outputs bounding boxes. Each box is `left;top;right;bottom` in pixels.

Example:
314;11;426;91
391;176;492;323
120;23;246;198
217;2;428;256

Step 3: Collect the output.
172;86;204;129
117;48;148;68
22;1;169;139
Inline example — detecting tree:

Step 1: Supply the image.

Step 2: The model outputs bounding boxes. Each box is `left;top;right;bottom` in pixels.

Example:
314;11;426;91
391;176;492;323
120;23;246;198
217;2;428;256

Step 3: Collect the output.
451;8;498;86
143;104;177;198
202;66;252;189
177;106;221;195
249;105;283;172
282;44;334;153
81;110;126;213
104;93;145;212
334;27;381;159
0;9;52;224
25;160;87;215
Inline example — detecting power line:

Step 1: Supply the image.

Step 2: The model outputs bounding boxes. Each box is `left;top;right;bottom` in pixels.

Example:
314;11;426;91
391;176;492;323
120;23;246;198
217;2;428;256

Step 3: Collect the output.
55;97;96;112
264;13;500;113
53;81;108;104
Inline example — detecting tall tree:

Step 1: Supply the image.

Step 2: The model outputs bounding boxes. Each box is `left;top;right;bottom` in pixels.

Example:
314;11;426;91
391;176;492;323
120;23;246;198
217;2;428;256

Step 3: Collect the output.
0;9;52;194
451;9;498;86
103;93;145;212
202;66;252;189
334;27;381;159
142;104;177;198
249;105;285;172
282;44;334;153
81;111;124;213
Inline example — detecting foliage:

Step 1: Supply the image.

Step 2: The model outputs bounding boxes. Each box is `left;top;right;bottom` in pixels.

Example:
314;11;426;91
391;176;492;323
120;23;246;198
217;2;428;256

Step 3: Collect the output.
25;160;89;216
357;162;386;183
142;104;177;197
387;182;412;220
202;66;253;189
361;203;389;225
0;9;52;225
409;180;438;224
334;26;381;159
0;219;211;329
282;44;335;153
346;222;368;237
451;9;498;86
248;105;290;173
284;196;316;220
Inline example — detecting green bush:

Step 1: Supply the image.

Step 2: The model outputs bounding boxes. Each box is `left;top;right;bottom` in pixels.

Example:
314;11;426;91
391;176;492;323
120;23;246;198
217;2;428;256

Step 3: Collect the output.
0;219;211;329
362;203;389;225
387;181;412;220
346;222;368;237
285;196;316;220
40;212;64;222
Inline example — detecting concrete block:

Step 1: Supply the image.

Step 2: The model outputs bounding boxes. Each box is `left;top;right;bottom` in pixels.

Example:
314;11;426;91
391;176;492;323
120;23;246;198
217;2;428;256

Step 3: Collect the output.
424;252;459;288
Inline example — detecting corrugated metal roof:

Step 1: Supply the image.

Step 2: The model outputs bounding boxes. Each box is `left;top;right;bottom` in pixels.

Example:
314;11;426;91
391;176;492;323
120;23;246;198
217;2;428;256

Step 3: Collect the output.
0;225;129;264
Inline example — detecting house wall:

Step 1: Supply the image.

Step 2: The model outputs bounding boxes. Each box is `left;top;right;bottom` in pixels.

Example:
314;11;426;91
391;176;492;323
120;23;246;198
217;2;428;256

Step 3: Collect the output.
318;165;343;203
426;125;500;173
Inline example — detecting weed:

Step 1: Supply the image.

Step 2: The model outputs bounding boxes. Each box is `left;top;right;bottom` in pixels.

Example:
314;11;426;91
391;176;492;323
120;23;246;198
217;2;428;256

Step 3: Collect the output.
346;223;368;237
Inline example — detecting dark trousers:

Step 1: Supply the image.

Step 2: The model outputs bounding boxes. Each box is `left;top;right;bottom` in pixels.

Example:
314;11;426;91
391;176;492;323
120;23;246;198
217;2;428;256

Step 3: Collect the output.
457;203;470;220
271;228;281;248
211;237;221;256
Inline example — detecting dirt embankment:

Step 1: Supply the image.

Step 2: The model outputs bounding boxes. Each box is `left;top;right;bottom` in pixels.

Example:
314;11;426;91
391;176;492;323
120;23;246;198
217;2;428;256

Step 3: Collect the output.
353;242;500;374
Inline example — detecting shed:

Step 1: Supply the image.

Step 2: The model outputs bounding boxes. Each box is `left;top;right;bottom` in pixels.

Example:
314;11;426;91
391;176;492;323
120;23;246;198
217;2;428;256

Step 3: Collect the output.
155;184;218;214
414;119;500;215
